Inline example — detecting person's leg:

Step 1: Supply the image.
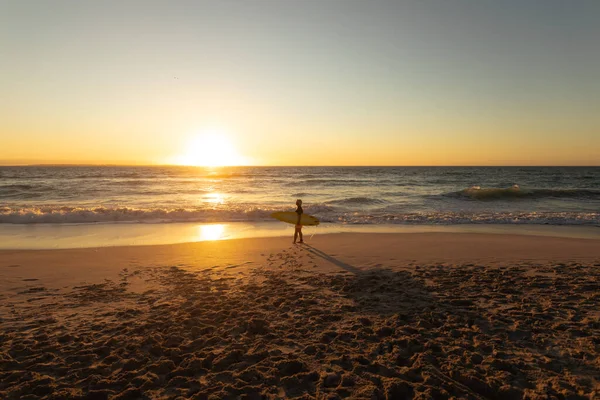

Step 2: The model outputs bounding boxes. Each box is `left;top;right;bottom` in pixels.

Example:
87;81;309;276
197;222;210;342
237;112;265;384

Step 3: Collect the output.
299;228;304;243
294;228;299;243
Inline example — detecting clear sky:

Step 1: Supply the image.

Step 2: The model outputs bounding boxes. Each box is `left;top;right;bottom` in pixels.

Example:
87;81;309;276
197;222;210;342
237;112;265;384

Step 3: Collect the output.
1;0;599;166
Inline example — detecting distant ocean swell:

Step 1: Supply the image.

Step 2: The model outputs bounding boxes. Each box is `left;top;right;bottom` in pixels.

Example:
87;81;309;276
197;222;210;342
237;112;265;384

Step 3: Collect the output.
284;179;395;187
7;184;599;202
326;197;388;206
446;186;600;201
0;184;211;199
0;206;597;225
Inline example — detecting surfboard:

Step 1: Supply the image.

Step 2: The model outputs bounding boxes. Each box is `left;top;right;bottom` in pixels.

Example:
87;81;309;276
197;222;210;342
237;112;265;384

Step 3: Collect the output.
271;212;320;226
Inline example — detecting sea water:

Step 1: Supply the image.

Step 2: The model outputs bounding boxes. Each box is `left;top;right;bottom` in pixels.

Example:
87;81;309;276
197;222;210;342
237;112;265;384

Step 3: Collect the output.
1;166;599;225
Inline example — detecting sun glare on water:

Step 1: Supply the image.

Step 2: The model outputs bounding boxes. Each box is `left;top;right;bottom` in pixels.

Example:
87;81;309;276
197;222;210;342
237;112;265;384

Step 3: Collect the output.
173;131;248;167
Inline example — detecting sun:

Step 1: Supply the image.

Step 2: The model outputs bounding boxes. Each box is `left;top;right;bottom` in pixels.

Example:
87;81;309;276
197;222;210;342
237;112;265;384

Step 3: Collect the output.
173;130;248;167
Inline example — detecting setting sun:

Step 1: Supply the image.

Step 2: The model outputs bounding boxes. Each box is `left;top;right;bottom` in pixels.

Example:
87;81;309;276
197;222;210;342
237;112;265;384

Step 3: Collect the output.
172;131;248;167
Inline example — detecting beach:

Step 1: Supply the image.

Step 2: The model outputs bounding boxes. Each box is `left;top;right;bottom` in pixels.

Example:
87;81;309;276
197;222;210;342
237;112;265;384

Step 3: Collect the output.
2;232;599;399
3;0;600;397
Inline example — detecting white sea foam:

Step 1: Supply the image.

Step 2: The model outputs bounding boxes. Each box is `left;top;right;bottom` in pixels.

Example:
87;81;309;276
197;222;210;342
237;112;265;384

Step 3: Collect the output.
0;206;597;225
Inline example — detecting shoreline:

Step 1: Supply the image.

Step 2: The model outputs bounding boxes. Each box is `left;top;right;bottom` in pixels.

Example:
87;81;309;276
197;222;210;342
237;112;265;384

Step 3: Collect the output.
2;232;600;290
1;221;600;250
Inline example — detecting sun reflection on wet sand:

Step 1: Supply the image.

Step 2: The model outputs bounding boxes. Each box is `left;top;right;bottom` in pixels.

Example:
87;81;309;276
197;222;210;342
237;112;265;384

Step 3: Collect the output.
196;224;226;241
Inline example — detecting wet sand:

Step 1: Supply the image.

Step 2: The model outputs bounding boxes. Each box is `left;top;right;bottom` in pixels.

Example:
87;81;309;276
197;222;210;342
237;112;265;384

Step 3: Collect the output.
1;233;599;399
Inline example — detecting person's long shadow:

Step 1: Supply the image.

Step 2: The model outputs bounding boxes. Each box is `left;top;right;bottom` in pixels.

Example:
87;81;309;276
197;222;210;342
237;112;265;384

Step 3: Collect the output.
303;244;362;274
301;244;434;317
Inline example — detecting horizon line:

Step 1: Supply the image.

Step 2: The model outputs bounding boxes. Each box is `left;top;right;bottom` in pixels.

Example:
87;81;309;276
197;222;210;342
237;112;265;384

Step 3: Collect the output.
1;163;599;168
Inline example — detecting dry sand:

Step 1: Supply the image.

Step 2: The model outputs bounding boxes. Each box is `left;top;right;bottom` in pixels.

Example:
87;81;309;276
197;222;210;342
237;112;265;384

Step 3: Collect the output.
1;232;600;399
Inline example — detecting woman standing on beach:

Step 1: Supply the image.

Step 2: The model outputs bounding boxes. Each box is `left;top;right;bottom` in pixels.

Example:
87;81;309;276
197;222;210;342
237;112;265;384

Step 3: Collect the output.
294;199;304;244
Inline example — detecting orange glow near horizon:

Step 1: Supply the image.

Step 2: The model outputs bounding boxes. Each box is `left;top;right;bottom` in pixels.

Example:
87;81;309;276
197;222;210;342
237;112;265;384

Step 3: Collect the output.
2;2;600;167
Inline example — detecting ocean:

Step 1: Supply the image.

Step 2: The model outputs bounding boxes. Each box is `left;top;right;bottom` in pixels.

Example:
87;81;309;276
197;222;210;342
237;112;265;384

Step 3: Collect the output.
1;166;599;226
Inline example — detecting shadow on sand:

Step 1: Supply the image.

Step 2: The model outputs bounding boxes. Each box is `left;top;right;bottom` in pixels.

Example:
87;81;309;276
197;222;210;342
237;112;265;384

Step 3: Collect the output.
302;244;362;274
301;244;433;317
3;247;597;400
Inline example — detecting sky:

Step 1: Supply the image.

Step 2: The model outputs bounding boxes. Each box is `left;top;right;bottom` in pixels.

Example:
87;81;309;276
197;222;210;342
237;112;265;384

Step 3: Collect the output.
1;0;599;166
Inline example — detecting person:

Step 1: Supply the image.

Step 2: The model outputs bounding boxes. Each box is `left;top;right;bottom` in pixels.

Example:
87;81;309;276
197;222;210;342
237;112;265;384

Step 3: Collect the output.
294;199;304;244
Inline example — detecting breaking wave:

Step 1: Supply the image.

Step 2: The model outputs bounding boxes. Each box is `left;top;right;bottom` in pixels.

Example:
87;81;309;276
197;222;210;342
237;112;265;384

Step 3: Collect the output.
0;206;277;224
0;206;597;226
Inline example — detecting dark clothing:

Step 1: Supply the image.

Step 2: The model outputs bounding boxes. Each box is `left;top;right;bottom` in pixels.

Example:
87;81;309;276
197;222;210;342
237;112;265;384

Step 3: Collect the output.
294;204;304;242
295;205;303;227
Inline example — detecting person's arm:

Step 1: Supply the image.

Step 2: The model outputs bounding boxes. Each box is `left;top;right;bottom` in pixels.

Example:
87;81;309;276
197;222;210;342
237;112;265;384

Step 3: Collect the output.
296;207;302;225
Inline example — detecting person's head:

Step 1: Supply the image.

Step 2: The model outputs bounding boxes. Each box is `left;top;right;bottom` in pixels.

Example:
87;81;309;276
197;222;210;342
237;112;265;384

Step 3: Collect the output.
296;199;302;206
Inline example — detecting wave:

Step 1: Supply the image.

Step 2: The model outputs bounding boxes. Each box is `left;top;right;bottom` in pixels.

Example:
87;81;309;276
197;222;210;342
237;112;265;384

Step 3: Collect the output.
0;206;597;226
0;206;277;224
0;204;336;224
283;179;390;187
0;183;56;199
447;185;600;201
380;191;412;197
0;184;38;190
69;172;144;179
326;197;388;206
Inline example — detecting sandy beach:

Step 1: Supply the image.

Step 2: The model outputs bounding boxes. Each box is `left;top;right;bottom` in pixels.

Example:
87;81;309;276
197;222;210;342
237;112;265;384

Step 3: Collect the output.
1;232;600;399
